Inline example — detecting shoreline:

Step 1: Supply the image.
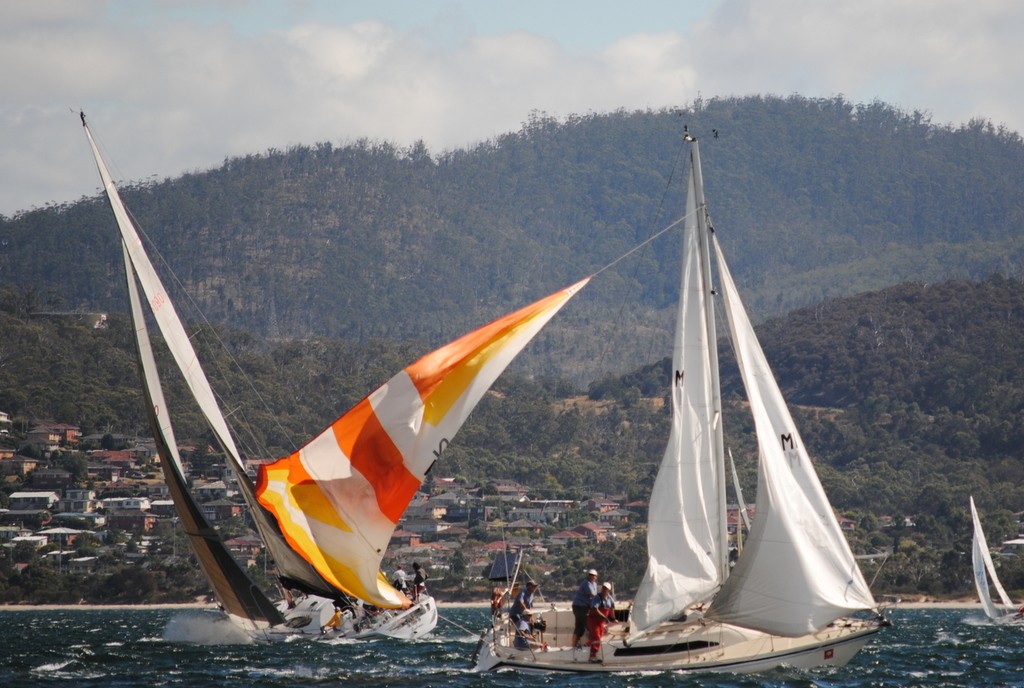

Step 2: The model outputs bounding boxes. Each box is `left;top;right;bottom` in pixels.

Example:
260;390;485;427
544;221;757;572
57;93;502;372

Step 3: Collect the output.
0;602;218;611
0;599;983;611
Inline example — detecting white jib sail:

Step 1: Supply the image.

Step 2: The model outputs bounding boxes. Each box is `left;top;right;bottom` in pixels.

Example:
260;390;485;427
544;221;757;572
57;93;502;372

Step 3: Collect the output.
970;495;1013;619
707;235;875;636
84;125;245;473
630;168;722;634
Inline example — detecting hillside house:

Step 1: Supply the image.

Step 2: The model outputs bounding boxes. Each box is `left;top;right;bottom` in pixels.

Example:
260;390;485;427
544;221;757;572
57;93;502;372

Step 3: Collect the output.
201;499;243;523
146;484;171;499
402;519;452;535
507;502;570;525
1;455;39;477
87;464;122;482
9;491;60;511
548;529;588;548
243;457;274;481
148;499;176;517
22;428;60;455
102;497;152;512
572;521;610;543
194;480;232;502
10;534;48;549
585;497;621;513
68;556;98;573
405;498;448;521
59;488;98;513
30;467;74;490
45;422;82;446
597;508;631;526
107;510;157;532
0;525;31;543
89;450;138;473
225;535;264;558
390;529;423;548
489;480;529;501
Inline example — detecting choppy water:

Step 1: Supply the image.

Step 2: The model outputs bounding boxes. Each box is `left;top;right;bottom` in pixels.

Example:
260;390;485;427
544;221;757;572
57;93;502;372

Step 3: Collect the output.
0;606;1020;687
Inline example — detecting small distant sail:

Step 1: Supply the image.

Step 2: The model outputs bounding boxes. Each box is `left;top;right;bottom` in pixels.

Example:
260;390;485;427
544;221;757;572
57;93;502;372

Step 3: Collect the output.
257;278;589;608
971;495;1014;619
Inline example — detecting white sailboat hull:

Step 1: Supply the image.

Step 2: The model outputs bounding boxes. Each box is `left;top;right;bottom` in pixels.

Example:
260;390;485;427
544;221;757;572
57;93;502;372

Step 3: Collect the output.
225;594;437;642
356;595;439;640
473;607;884;674
317;595;439;641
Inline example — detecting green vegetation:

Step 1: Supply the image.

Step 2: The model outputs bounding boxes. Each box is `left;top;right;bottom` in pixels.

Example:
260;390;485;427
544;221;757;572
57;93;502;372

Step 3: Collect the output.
2;95;1024;603
4;273;1024;602
2;96;1022;383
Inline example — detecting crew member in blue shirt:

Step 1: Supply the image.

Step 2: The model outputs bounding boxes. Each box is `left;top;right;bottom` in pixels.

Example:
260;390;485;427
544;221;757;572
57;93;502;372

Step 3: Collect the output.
570;568;598;649
509;580;538;626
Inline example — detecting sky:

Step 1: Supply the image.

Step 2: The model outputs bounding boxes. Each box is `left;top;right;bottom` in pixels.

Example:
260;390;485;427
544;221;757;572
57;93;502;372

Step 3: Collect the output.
1;0;1021;217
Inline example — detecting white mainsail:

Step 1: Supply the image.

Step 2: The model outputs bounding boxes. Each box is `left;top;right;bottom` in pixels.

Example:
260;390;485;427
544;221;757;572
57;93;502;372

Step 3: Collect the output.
84;120;349;598
630;168;723;632
84;124;245;474
706;233;875;636
970;495;1014;620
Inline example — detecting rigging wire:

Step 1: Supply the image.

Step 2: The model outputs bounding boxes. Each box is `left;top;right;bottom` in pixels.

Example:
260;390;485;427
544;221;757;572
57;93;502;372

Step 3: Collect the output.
588;130;692;381
436;612;479;637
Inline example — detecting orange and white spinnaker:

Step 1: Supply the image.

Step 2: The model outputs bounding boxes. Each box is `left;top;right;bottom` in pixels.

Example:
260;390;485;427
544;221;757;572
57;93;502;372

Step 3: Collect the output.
257;277;590;608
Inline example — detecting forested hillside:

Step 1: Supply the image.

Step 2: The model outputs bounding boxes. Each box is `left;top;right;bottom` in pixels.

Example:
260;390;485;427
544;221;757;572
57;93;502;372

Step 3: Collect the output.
4;274;1024;548
1;95;1022;383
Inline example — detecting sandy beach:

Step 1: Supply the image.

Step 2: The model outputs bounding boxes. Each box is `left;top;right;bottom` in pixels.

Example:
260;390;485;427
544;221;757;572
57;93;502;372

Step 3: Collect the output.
0;602;217;612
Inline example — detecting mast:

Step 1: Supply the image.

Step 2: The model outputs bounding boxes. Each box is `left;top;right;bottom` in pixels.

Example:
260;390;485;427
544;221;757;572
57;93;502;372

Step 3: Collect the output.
688;139;730;582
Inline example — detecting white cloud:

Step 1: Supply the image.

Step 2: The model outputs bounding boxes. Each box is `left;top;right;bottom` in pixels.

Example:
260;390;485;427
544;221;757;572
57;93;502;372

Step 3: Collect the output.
1;0;1021;216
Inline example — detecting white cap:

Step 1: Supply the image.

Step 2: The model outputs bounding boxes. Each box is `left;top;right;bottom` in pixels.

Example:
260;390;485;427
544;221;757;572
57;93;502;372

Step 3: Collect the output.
587;569;598;576
601;582;612;590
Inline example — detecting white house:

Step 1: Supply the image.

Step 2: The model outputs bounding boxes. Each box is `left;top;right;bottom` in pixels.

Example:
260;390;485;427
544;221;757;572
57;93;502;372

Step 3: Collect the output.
9;491;60;511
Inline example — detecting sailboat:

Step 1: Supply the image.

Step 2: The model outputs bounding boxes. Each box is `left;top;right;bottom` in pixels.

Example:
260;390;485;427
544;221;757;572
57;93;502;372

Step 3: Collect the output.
970;496;1022;624
81;113;587;642
474;133;888;673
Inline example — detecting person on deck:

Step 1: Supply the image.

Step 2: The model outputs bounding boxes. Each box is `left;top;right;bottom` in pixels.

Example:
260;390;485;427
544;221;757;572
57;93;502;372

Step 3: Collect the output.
320;603;347;634
490;586;509;616
411;562;428;601
587;582;616;662
571;568;599;649
513;609;537;650
509;580;538;626
391;564;409;595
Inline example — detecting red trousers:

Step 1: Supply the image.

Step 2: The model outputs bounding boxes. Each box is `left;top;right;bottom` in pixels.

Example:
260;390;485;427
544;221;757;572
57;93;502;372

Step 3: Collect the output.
587;611;609;658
